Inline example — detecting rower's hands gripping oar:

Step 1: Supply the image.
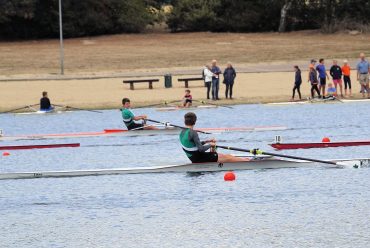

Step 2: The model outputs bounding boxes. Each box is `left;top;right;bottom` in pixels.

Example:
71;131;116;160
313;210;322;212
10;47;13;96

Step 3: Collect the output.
146;119;212;134
0;103;40;114
193;100;233;109
216;145;360;168
53;104;102;113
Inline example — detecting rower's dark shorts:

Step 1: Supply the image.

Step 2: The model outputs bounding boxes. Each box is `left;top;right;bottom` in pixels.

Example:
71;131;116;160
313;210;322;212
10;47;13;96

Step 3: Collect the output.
185;99;192;104
189;152;218;163
319;77;326;86
127;122;144;130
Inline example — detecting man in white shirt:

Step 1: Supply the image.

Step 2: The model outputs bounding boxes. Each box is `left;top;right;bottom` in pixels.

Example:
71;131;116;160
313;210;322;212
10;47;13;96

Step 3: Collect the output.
203;65;213;99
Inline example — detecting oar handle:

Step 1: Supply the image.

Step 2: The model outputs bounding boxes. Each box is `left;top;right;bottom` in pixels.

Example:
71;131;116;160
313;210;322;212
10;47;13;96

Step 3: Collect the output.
146;119;211;134
216;145;338;166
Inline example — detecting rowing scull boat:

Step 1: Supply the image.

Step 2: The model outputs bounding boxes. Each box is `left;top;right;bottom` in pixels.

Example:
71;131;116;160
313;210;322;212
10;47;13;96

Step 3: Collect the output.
271;140;370;150
0;157;367;180
0;125;287;141
15;110;72;115
0;143;80;150
267;98;370;106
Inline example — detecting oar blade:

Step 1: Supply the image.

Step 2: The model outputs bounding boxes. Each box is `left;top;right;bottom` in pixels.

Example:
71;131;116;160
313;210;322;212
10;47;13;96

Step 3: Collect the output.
336;160;363;169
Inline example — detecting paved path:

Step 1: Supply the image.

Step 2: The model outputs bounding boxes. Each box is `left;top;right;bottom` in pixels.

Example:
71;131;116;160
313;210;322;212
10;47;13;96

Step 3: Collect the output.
0;59;360;82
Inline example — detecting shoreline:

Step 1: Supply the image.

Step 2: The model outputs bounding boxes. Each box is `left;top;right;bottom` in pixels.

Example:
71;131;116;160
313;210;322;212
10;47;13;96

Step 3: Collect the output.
0;59;361;82
0;70;363;112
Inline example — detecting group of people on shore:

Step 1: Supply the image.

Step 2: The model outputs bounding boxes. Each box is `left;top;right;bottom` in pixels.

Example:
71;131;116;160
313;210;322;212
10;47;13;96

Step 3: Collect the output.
203;60;236;100
292;53;370;100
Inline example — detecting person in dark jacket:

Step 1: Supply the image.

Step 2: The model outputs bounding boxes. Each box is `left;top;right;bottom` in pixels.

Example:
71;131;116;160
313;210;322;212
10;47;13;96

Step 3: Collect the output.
308;64;321;98
330;60;343;97
291;65;302;100
211;59;222;100
223;62;236;99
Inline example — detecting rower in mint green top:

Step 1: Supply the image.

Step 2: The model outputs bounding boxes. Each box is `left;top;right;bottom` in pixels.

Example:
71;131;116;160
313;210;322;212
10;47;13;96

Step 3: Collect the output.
180;112;251;164
121;108;135;127
179;128;211;158
121;98;157;130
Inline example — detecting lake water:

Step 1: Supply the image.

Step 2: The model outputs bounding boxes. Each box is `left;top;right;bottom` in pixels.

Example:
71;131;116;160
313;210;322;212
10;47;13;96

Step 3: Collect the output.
1;103;370;247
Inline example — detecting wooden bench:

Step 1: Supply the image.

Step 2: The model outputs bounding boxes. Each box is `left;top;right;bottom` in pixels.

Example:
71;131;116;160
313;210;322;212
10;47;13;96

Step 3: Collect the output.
178;77;204;88
123;79;159;90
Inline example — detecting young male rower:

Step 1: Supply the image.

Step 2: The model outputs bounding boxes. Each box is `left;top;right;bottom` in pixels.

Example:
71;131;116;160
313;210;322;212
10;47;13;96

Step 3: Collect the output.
40;91;54;111
179;112;250;163
121;98;157;130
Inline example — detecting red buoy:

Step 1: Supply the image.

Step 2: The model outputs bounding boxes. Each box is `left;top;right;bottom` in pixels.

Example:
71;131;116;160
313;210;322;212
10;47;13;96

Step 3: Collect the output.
224;171;236;181
322;137;331;143
3;151;10;156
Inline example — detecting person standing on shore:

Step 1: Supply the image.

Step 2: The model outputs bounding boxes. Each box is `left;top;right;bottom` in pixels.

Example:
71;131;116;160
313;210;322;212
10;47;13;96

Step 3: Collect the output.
316;59;330;98
291;65;302;101
308;64;320;98
223;62;236;99
341;60;352;96
329;60;343;97
211;60;221;100
307;59;316;83
203;65;213;99
356;53;370;98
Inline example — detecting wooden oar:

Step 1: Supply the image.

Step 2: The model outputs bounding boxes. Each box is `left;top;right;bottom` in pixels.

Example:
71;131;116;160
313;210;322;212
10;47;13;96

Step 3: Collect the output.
146;119;212;134
53;104;102;113
193;100;233;109
216;145;360;168
141;100;182;108
0;103;39;114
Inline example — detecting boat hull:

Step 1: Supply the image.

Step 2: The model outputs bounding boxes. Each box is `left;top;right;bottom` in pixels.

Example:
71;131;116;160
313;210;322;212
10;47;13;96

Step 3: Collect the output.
156;105;217;111
0;125;287;141
0;158;368;180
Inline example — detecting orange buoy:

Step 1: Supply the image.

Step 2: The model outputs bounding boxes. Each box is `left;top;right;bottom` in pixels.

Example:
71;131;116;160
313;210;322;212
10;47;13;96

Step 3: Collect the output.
224;171;236;181
3;151;10;156
322;137;331;143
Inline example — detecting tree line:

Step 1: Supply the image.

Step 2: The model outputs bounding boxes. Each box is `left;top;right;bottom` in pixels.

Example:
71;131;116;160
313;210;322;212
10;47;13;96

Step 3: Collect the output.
0;0;369;39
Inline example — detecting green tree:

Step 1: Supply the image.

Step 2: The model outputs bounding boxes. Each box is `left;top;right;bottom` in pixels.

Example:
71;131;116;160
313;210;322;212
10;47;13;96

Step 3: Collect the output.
167;0;219;31
0;0;154;39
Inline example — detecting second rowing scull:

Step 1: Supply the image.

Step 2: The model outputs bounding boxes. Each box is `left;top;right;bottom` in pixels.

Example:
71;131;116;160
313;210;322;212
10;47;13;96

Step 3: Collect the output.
0;125;287;141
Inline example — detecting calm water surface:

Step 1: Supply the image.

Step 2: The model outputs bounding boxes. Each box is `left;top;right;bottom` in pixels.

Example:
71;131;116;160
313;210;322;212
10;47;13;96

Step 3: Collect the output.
0;103;369;247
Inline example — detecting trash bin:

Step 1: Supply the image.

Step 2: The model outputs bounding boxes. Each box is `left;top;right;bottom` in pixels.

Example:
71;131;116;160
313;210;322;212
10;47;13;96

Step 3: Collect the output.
164;74;172;88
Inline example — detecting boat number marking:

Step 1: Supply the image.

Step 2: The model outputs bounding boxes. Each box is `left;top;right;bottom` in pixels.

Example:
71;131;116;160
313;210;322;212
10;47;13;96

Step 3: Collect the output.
218;163;224;168
33;173;43;177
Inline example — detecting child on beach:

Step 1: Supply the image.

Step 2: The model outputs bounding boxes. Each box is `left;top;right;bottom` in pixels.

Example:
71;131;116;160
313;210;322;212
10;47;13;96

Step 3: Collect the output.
326;83;336;99
183;89;192;108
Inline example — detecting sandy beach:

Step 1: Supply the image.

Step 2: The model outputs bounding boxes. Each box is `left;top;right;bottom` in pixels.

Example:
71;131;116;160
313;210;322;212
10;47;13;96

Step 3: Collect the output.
0;70;362;111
